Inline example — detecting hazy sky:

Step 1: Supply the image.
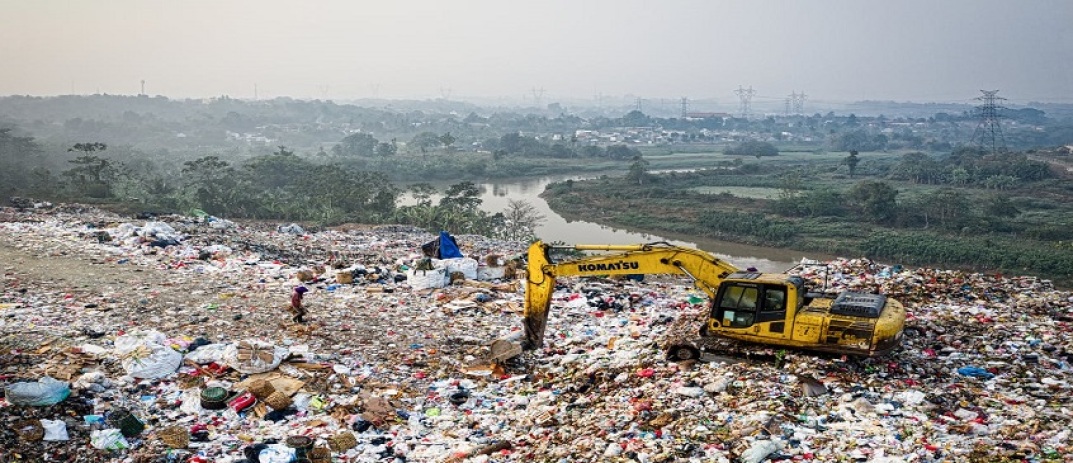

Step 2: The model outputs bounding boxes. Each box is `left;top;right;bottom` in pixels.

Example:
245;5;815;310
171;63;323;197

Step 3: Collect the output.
2;0;1070;104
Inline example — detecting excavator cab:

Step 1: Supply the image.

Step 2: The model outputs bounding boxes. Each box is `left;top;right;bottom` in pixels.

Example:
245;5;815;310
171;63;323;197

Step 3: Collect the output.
704;274;798;340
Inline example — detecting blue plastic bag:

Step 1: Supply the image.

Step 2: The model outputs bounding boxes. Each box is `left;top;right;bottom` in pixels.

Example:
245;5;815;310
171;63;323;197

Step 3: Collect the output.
438;231;463;259
957;366;995;380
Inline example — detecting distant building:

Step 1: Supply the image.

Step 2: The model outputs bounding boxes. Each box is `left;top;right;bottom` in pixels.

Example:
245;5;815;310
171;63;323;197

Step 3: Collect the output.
685;112;731;119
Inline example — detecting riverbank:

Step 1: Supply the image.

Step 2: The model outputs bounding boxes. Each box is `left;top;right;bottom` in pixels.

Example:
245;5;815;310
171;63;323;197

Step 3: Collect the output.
542;172;1073;287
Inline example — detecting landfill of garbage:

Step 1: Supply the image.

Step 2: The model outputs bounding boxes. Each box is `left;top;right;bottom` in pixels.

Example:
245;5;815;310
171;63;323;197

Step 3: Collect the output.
2;204;1071;463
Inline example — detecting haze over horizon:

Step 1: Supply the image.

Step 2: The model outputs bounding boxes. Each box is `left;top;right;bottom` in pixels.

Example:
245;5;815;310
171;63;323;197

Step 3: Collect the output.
2;0;1071;106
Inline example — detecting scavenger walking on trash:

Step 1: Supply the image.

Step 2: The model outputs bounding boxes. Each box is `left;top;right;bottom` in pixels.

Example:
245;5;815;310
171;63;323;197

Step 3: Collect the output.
288;286;309;323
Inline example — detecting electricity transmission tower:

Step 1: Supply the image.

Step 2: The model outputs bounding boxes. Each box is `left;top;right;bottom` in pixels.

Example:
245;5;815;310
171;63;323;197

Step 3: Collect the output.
793;91;807;114
680;97;689;118
531;87;545;107
734;86;756;119
971;90;1007;154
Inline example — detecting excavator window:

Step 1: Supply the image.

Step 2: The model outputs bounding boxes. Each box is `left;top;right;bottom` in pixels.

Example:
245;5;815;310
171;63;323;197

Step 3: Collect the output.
715;284;759;328
714;284;790;329
756;286;789;326
762;288;786;312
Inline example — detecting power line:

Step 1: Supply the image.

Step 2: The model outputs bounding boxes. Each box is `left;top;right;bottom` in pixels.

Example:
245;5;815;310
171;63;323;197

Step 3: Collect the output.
971;90;1007;154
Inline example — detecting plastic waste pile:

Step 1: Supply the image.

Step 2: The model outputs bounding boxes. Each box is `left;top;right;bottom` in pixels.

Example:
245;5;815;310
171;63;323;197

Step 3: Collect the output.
0;205;1070;462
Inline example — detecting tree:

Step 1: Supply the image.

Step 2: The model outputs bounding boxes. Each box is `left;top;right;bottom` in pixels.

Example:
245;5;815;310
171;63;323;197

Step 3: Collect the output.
579;145;604;158
410;132;441;154
333;133;378;157
626;155;650;185
843;150;860;177
0;128;43;195
949;167;971;185
439;181;481;213
724;140;778;158
376;141;397;157
500;132;524;154
890;152;942;184
68;142;108;157
182;156;241;214
983;194;1019;218
849;180;898;223
500;199;546;240
982;175;1017;190
621;110;650;127
799;188;845;217
440;132;456;152
831;129;885;152
63;155;118;198
607;144;640;160
918;189;970;230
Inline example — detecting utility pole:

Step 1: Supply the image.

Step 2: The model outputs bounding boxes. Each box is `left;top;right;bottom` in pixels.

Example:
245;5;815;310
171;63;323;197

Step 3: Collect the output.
680;97;689;118
971;90;1007;154
734;86;756;119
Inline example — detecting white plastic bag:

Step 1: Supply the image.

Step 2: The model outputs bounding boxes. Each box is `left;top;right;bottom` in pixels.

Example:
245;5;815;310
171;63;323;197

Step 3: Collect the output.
114;330;168;355
223;340;288;374
122;344;182;379
90;429;129;450
4;377;71;406
184;343;229;364
139;221;180;241
41;419;69;441
179;388;202;414
443;258;478;280
740;439;783;463
259;443;297;463
407;267;447;290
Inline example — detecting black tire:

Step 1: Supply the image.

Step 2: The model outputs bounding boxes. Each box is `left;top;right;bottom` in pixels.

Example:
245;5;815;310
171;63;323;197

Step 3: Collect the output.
667;345;699;361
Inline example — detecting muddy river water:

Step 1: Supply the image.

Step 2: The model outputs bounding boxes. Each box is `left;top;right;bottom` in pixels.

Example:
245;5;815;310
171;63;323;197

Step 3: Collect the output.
407;173;833;273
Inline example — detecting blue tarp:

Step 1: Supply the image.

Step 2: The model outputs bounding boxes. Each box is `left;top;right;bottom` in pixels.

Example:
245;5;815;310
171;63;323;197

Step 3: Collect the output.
439;231;463;258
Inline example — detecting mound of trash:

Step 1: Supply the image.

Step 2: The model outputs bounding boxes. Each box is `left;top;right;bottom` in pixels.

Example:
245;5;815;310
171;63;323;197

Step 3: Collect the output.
1;205;1070;462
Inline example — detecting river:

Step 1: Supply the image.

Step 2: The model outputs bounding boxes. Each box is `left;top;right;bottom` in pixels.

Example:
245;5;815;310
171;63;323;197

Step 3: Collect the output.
406;173;827;273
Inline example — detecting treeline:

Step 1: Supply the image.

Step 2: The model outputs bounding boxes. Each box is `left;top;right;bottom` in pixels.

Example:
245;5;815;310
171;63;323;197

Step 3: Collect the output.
883;148;1051;188
481;132;643;160
2;128;549;238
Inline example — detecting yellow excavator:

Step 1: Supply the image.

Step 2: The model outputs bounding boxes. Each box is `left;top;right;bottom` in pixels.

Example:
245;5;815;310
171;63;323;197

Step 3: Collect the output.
516;240;905;360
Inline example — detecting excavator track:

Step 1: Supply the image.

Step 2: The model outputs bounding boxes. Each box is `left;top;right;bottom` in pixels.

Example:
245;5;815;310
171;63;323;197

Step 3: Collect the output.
661;310;851;363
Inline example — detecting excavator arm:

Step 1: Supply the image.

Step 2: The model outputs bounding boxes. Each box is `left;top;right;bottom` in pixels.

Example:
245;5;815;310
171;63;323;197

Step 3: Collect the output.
522;240;740;350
